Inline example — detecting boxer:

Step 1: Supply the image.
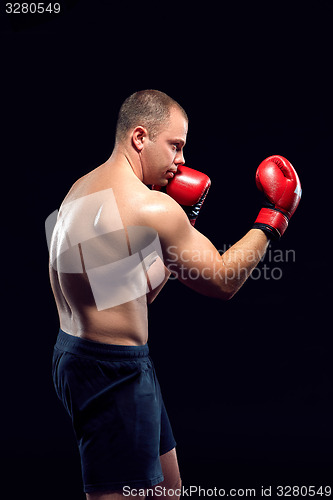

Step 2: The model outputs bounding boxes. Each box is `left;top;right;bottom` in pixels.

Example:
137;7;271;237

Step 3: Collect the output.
48;90;301;500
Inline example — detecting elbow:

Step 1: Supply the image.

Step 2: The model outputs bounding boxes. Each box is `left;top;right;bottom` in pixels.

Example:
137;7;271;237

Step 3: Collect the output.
206;288;234;301
217;284;238;301
219;290;236;301
201;280;238;301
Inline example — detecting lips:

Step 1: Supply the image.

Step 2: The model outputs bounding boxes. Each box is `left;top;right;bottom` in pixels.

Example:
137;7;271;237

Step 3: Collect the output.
165;169;177;179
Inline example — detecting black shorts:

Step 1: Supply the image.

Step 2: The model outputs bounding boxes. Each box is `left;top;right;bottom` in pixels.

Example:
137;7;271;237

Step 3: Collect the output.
52;329;176;493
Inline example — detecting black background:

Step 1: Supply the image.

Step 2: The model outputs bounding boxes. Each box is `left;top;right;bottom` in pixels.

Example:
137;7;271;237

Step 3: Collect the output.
2;1;332;498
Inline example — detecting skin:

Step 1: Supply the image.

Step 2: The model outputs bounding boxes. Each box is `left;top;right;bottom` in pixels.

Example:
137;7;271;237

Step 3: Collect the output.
49;105;269;499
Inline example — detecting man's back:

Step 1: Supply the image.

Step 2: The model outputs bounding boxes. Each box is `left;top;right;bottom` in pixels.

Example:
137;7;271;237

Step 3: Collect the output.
49;160;166;345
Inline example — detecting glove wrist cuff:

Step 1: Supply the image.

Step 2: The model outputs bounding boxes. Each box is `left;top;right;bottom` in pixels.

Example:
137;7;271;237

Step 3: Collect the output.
254;207;289;239
252;223;279;240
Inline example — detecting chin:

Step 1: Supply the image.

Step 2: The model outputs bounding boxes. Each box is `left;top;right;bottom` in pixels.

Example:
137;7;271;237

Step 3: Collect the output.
154;178;168;188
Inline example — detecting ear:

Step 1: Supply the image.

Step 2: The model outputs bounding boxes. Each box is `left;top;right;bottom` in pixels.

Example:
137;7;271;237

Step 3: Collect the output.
132;126;148;152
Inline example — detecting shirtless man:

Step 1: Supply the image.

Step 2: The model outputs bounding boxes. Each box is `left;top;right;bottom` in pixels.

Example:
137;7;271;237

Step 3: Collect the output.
48;90;301;499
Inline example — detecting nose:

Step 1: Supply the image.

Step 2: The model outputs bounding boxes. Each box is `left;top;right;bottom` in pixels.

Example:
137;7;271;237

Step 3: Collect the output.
175;150;185;166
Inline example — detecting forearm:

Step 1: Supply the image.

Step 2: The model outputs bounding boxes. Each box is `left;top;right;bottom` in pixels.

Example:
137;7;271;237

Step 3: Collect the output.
163;224;269;301
220;228;269;297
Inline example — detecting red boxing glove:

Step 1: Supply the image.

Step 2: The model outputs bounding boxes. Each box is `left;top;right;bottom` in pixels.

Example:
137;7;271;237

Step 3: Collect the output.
154;165;211;226
253;155;302;239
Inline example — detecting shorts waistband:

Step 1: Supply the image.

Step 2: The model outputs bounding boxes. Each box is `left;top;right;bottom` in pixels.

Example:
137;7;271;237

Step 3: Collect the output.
54;329;149;360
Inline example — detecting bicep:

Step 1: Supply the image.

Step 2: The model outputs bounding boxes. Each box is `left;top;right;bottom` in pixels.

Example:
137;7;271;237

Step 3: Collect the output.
143;192;230;299
163;225;229;298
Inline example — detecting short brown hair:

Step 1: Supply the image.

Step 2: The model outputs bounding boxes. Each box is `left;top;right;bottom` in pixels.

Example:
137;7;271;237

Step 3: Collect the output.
115;89;188;143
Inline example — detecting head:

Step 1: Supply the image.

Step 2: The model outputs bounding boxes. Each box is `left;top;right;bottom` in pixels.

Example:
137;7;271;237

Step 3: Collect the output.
115;90;188;185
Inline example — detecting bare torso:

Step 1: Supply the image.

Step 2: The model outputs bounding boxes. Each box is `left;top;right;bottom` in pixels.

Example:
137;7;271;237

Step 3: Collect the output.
49;159;166;346
49;147;269;347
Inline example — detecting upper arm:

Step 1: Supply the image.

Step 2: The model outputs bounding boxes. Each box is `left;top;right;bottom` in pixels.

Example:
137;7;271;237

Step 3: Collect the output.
142;193;231;300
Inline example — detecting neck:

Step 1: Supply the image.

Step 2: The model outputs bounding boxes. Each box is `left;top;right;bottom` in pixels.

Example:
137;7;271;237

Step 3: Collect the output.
108;143;144;182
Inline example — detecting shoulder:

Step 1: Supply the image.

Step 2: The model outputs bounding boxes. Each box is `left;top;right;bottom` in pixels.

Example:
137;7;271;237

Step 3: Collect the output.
139;189;193;242
141;189;182;216
140;188;189;221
